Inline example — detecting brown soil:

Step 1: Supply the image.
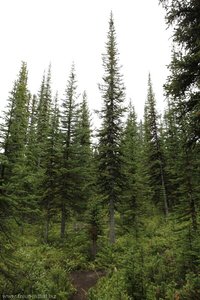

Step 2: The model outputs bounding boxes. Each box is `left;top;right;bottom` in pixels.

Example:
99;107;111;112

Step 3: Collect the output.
69;270;106;300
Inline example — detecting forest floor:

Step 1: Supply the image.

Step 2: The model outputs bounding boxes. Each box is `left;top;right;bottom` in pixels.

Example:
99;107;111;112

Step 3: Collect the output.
69;270;106;300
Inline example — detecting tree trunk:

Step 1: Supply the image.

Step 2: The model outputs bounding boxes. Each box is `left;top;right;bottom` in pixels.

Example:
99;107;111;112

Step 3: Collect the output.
109;198;115;244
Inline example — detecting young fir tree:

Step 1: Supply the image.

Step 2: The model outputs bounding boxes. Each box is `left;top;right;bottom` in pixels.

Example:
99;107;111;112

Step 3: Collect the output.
86;194;102;259
136;120;154;220
73;91;94;214
98;13;126;244
160;47;199;274
163;97;199;274
0;62;30;287
162;52;199;232
36;66;52;168
30;66;55;228
73;92;101;257
26;94;38;169
0;81;17;224
18;93;42;224
0;62;30;179
176;105;198;231
0;62;31;219
144;74;169;216
42;93;62;242
120;102;139;231
163;99;181;208
60;64;79;238
0;62;30;279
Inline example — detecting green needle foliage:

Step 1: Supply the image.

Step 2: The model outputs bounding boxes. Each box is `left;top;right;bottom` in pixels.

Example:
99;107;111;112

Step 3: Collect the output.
59;64;79;238
159;0;200;145
120;102;140;232
144;75;169;215
0;10;199;299
98;13;126;244
73;91;94;214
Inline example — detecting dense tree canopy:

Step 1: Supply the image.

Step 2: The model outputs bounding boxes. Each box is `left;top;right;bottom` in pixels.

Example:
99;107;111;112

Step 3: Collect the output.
0;11;199;299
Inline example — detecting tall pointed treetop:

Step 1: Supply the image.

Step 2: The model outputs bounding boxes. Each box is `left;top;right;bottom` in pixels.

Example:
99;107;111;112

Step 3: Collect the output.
98;13;126;244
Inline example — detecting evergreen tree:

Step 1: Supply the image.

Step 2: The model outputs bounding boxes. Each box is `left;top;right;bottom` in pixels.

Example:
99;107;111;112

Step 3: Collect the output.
161;45;200;274
41;93;62;242
26;94;38;169
60;64;79;238
86;195;102;259
74;92;101;256
0;62;30;217
0;62;31;283
163;98;199;274
36;65;52;168
163;100;182;208
159;0;200;145
162;51;199;231
174;104;198;232
30;66;55;229
73;91;94;214
144;74;169;215
98;13;126;244
120;102;139;231
0;62;30;179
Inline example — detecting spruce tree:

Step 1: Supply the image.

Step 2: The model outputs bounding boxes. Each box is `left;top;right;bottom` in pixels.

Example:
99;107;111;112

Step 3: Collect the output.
31;66;55;229
36;66;52;168
41;93;62;242
162;51;199;232
144;74;169;215
0;62;30;217
159;0;200;145
60;64;79;238
120;102;139;231
0;62;30;179
174;104;198;232
73;91;94;214
163;100;181;208
0;62;31;281
98;13;126;244
161;44;200;273
26;94;38;169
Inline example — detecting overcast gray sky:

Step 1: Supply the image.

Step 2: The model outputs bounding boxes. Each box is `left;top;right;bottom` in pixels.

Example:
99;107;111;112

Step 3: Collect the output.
0;0;172;121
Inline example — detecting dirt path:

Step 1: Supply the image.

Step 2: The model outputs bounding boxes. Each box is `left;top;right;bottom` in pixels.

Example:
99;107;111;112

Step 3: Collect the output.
69;270;106;300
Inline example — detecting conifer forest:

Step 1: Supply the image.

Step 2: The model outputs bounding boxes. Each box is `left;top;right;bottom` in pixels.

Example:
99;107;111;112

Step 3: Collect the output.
0;1;200;299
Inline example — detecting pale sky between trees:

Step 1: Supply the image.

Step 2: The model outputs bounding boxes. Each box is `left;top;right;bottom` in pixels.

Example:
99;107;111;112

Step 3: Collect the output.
0;0;172;121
